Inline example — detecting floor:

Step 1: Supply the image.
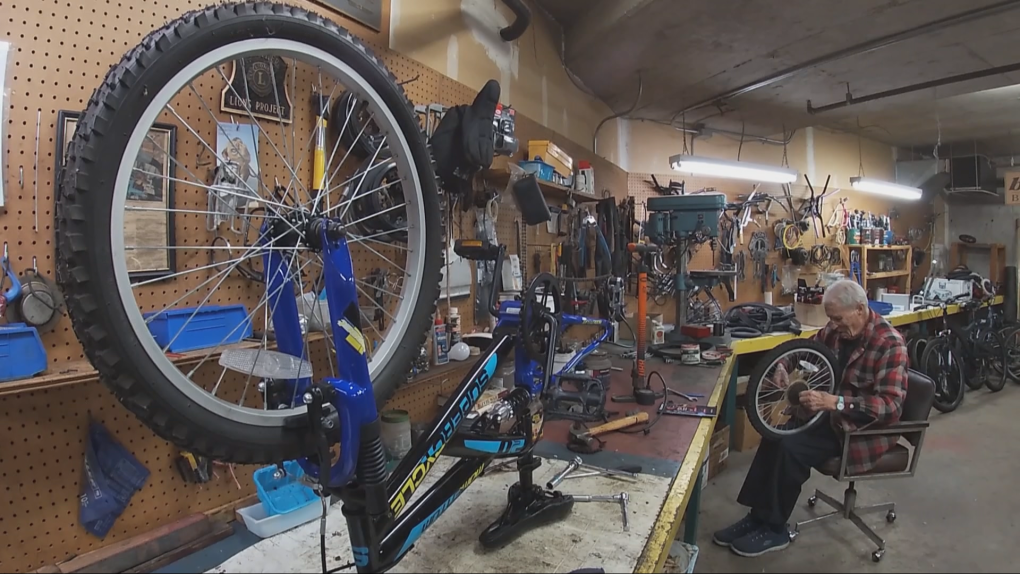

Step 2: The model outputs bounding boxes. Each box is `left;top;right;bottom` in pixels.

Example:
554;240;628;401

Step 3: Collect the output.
206;455;672;573
693;385;1020;573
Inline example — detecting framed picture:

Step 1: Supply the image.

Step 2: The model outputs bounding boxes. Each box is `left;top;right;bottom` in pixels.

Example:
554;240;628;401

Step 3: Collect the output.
311;0;382;31
56;110;177;281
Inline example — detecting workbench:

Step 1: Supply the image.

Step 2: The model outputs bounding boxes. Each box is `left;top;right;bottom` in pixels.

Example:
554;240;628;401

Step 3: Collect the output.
207;299;992;573
207;354;731;573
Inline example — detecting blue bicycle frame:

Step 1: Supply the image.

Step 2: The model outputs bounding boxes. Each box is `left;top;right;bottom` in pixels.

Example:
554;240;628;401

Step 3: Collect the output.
263;228;611;572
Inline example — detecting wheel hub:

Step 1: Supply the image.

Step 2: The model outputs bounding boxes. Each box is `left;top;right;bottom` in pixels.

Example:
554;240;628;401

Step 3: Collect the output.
269;211;346;250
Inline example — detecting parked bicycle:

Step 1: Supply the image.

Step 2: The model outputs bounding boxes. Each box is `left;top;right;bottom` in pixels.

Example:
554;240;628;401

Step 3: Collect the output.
914;294;1008;396
914;295;968;412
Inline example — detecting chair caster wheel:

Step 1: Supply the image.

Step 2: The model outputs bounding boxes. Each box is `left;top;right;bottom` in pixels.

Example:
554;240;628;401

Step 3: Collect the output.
788;527;799;542
886;511;896;523
807;496;817;508
872;550;885;562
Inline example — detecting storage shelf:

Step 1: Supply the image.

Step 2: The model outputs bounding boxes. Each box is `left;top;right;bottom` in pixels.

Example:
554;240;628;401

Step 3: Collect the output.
0;332;327;397
850;244;913;294
483;166;602;204
848;244;911;250
0;331;472;397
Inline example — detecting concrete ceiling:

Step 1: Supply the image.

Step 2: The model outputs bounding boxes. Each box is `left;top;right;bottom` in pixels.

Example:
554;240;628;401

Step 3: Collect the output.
534;0;1020;156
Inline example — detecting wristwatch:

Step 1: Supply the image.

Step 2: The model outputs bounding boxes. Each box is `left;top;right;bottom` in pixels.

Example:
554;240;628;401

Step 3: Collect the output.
836;396;845;411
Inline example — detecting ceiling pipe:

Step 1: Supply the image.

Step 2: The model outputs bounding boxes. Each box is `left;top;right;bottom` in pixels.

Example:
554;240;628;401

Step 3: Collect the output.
806;61;1020;114
667;0;1020;116
593;72;643;155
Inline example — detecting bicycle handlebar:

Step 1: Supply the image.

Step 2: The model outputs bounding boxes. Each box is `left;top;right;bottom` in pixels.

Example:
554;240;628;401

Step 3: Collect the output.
912;292;974;312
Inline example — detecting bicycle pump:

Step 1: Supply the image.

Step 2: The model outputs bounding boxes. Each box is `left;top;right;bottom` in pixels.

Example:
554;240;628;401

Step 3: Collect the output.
613;242;663;406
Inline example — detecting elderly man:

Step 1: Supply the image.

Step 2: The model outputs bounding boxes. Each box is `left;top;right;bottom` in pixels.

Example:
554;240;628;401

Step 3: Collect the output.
713;280;908;557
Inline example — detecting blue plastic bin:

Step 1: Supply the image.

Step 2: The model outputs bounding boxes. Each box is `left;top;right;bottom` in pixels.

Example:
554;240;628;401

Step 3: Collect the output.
868;300;894;316
253;460;318;516
144;304;253;353
0;323;47;382
518;160;555;182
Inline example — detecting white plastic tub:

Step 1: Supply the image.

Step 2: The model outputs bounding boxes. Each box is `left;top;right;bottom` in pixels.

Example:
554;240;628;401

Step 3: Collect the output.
236;500;320;539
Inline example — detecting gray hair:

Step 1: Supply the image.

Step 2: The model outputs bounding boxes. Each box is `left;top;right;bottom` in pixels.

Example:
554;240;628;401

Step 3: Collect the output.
822;279;869;310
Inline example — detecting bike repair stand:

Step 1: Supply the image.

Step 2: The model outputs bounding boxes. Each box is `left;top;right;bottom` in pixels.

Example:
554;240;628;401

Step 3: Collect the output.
612;243;662;406
479;401;575;549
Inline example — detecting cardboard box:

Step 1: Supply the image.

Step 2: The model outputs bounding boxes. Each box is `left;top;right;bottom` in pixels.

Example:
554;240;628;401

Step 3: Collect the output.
528;139;574;178
794;302;829;328
733;406;761;452
707;425;730;480
646;313;665;345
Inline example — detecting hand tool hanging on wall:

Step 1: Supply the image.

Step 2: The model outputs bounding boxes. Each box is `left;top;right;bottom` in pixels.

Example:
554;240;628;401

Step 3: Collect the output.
175;450;212;484
5;256;66;333
850;250;863;286
0;243;22;318
34;110;40;233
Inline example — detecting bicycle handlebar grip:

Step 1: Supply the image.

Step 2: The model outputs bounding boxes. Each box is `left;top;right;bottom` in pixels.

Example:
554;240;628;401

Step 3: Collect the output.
498;0;531;41
627;242;659;254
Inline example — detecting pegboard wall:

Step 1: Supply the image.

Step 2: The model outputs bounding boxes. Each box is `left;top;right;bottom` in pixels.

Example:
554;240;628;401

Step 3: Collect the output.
0;1;630;571
626;171;934;321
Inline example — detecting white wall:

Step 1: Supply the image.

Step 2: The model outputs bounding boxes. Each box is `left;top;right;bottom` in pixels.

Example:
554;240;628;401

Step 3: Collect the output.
388;0;627;167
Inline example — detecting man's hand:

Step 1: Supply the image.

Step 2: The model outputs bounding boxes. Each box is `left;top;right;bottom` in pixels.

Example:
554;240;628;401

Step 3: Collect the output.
799;390;838;413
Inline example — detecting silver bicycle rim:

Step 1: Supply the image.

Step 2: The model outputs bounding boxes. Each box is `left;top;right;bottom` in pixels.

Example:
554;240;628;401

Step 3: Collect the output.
110;39;426;426
754;347;835;437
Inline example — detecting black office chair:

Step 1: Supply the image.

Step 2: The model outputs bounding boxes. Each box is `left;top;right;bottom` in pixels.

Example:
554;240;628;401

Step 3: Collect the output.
790;369;934;562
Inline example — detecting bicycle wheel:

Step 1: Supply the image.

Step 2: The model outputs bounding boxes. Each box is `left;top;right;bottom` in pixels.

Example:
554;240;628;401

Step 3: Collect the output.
55;3;443;464
955;336;986;390
907;334;928;370
981;329;1009;392
920;336;965;413
998;325;1020;383
745;339;839;441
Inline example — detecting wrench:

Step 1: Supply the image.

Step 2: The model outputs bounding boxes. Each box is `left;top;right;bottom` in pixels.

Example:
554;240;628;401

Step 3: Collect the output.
570;492;630;532
547;456;582;490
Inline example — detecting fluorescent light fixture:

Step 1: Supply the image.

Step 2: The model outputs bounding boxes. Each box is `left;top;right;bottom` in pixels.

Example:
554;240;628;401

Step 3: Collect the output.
850;177;922;200
669;154;799;184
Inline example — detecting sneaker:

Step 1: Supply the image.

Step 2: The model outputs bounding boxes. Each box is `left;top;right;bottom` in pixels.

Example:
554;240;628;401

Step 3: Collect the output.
730;526;791;557
712;515;760;547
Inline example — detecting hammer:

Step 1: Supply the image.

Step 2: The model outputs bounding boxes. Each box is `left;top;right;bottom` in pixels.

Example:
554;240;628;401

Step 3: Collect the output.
568;410;650;452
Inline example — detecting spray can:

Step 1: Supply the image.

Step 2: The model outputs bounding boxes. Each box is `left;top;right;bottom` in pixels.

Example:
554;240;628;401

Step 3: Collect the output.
433;316;449;366
448;307;461;346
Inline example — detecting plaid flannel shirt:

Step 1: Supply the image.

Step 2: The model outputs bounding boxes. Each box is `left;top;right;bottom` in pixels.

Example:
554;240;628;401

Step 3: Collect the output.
813;310;908;475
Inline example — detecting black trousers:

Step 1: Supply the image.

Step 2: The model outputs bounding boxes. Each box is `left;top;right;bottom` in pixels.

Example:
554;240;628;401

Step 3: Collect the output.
736;414;842;530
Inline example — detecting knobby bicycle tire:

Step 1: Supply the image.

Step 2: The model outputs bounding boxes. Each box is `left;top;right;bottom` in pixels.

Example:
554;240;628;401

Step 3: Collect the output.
983;329;1009;392
55;3;444;464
